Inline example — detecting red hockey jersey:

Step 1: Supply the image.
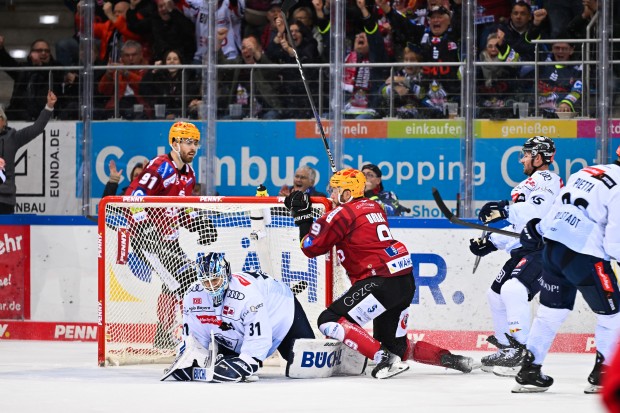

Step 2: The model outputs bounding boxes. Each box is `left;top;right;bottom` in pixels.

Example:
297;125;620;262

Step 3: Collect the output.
124;153;195;197
301;197;413;284
124;153;196;240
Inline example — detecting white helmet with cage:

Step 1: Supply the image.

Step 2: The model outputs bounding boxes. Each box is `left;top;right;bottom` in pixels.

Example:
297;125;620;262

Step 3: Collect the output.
196;252;231;307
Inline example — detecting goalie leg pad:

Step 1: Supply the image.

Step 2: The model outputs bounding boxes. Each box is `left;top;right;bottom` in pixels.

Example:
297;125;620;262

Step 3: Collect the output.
285;338;368;379
161;334;213;381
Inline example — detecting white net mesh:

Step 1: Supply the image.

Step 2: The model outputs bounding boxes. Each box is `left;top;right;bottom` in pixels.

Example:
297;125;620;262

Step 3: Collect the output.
98;196;337;366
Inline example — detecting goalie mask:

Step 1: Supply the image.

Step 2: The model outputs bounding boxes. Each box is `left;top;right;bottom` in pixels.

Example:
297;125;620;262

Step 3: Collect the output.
329;168;366;199
168;121;200;147
196;253;230;307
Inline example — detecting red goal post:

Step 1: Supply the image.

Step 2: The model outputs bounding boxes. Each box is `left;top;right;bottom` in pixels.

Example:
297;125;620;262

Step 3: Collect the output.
97;195;343;366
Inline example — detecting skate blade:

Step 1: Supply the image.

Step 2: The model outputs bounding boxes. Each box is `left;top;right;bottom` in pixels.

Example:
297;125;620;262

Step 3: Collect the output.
511;383;549;393
244;375;260;383
373;362;410;379
470;360;483;371
481;365;494;373
584;384;601;394
493;366;519;377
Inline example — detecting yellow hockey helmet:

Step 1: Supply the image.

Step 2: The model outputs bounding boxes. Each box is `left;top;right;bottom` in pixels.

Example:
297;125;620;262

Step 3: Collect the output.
329;168;366;198
168;121;200;146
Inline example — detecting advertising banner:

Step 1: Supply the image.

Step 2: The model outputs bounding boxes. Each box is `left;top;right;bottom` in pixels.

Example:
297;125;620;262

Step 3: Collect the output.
11;121;79;215
0;225;30;319
89;120;619;214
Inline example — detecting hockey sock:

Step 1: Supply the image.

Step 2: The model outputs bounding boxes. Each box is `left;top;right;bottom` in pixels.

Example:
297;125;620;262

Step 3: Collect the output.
487;288;509;346
319;317;381;359
405;340;450;366
595;312;620;361
501;278;530;344
527;304;570;364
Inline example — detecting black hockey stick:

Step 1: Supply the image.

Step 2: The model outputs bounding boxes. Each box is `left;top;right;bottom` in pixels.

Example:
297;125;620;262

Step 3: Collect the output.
472;230;488;274
432;188;520;238
280;0;337;173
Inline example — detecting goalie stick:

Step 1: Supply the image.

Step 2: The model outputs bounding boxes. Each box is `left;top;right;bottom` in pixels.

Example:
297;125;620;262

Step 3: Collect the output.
432;188;520;238
280;0;337;174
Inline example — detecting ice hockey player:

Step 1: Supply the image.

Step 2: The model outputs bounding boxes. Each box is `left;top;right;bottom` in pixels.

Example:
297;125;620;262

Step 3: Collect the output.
162;252;315;382
512;145;620;393
469;136;562;375
285;167;476;379
125;121;217;348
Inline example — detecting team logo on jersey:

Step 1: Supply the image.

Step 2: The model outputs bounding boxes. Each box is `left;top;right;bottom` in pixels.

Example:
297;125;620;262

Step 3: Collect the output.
232;274;251;286
196;315;221;325
325;207;342;223
516;258;527;268
400;313;409;330
385;241;407;257
387;256;413;273
193;297;202;304
223;306;235;316
226;290;246;300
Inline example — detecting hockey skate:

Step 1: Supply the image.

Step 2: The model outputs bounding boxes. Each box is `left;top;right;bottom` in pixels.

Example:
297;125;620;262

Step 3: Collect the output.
371;347;409;379
584;351;605;394
481;334;525;376
512;350;553;393
481;335;509;373
440;353;479;373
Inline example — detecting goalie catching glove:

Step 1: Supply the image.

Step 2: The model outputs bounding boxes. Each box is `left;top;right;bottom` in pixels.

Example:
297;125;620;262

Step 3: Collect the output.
469;235;497;257
213;353;260;383
478;200;509;224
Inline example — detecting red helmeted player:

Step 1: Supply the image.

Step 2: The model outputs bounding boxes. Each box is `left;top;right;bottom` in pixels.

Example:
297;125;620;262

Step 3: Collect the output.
125;121;217;348
285;168;476;379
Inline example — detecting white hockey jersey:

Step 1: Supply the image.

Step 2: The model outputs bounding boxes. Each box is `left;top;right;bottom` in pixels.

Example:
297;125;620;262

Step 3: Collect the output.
540;162;620;260
490;169;563;253
184;0;245;61
182;271;294;361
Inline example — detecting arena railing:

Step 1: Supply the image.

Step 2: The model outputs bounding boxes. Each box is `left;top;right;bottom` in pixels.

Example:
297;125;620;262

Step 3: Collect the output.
0;46;617;121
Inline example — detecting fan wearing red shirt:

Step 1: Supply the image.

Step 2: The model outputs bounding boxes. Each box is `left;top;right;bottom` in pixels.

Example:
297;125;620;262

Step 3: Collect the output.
285;168;476;379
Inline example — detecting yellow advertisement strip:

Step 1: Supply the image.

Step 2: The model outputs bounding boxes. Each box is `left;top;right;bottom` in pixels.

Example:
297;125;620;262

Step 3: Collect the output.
477;119;578;139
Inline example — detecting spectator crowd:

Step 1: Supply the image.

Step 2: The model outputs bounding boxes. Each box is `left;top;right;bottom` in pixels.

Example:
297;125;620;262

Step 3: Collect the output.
1;0;619;121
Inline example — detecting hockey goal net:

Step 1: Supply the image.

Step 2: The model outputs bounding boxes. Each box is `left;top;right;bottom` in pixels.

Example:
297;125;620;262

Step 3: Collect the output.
97;196;347;366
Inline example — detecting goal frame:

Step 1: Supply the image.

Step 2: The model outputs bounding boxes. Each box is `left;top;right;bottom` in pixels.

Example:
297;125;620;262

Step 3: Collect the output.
97;195;335;366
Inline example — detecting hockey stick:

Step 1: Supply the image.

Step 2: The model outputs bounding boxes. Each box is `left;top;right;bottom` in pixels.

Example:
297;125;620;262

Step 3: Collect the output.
280;0;337;174
432;188;520;238
472;230;488;274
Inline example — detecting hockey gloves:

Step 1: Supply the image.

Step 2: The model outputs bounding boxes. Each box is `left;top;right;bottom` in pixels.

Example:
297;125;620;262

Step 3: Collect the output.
520;218;544;251
284;191;313;224
478;200;509;224
469;236;498;257
213;354;259;383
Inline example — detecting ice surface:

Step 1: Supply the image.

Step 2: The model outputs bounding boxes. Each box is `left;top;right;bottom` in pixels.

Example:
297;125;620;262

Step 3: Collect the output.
0;341;607;413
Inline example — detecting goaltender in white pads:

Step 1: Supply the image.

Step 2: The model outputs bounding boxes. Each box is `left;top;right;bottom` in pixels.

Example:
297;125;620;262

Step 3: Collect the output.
161;252;366;382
